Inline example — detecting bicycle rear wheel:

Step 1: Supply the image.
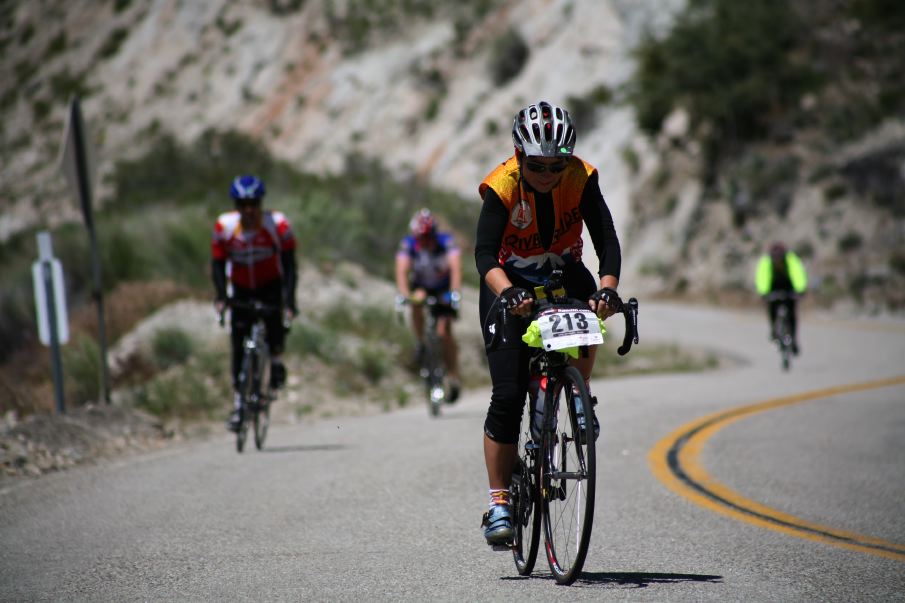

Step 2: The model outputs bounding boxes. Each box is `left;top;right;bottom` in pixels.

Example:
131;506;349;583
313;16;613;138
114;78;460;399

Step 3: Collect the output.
777;310;792;371
235;417;246;452
541;366;596;585
511;410;541;575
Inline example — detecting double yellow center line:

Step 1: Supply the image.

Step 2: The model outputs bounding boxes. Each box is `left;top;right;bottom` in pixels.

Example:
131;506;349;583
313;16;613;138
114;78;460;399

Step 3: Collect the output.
649;376;905;561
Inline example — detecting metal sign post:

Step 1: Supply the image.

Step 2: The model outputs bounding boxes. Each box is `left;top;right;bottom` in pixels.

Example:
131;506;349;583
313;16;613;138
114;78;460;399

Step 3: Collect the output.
32;231;69;414
61;96;110;404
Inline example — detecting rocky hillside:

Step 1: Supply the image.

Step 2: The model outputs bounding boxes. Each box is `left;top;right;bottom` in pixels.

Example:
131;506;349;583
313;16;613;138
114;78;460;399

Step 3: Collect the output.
621;0;905;313
1;0;901;313
0;0;679;238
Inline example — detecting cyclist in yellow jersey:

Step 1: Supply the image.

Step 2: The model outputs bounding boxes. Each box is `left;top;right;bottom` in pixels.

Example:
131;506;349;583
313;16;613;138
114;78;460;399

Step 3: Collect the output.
475;101;622;546
755;242;807;354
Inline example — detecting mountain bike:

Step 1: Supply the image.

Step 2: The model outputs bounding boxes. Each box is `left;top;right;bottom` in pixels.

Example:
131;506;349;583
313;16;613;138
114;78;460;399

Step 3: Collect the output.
766;291;795;371
508;271;639;585
221;299;279;453
397;293;458;417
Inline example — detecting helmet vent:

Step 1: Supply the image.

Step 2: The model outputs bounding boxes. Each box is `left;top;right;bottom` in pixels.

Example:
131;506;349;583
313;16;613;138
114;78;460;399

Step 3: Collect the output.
511;100;576;157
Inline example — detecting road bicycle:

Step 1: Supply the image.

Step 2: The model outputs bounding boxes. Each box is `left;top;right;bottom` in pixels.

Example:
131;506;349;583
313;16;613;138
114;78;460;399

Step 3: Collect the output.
508;271;639;585
221;299;279;453
397;293;458;417
766;291;796;371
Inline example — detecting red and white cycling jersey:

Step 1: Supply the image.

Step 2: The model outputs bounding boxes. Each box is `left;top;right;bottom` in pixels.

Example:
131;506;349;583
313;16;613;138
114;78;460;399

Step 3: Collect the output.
211;210;296;289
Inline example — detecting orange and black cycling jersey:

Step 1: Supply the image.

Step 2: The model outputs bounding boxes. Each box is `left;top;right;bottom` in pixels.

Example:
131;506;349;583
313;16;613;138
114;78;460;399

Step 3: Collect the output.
475;156;620;284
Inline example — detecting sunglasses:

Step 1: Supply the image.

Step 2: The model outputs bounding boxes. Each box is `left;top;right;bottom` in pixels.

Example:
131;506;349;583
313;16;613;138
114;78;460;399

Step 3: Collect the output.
235;199;262;208
524;159;568;174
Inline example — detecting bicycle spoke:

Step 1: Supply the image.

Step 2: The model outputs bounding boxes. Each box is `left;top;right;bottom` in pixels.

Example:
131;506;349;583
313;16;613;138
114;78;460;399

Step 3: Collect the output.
542;367;596;585
512;409;541;575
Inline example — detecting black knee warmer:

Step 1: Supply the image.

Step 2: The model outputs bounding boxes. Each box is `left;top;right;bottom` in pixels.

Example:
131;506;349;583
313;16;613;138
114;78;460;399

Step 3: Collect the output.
483;388;525;444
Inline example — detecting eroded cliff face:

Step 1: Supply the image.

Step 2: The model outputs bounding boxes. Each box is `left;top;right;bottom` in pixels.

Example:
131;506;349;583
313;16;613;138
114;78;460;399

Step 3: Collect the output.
0;0;679;239
625;118;905;313
3;0;899;312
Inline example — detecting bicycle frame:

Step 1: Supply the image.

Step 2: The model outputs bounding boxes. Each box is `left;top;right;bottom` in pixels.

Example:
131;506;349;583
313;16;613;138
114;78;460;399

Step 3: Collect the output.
239;319;270;406
766;292;795;370
407;294;454;416
224;299;279;452
509;269;639;584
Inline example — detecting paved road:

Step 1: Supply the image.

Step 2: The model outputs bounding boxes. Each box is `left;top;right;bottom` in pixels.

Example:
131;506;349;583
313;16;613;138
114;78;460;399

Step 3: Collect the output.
2;302;904;601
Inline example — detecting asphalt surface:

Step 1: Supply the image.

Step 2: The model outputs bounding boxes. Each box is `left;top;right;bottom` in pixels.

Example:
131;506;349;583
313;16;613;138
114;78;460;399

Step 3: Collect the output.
2;302;904;601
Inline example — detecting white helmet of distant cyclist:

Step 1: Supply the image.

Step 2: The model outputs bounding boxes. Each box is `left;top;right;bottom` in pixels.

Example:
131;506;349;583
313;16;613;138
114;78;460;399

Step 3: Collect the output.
511;100;576;158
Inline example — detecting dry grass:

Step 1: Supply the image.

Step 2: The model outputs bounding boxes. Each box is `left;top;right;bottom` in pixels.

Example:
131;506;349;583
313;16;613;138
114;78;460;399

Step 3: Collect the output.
0;280;196;417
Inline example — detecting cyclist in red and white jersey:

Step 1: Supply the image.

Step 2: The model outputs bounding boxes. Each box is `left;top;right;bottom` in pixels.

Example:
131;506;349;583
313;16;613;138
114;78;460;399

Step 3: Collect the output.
212;175;297;431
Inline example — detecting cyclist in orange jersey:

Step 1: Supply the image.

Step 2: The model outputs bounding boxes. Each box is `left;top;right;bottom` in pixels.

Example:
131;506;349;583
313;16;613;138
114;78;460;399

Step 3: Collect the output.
475;101;622;546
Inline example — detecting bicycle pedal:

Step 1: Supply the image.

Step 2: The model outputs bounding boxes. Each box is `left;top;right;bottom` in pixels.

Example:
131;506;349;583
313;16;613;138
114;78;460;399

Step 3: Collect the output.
490;543;514;552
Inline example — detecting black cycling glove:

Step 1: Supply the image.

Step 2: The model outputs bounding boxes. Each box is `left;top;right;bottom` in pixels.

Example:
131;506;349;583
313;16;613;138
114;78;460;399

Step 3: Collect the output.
499;286;533;310
590;287;621;310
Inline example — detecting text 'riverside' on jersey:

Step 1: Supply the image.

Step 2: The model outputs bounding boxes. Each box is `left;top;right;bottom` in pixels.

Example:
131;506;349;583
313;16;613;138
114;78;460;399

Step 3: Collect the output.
479;154;596;284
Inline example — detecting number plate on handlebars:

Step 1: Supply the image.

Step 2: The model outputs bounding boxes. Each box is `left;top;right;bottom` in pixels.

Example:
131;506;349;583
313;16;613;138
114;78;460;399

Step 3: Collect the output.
537;308;603;350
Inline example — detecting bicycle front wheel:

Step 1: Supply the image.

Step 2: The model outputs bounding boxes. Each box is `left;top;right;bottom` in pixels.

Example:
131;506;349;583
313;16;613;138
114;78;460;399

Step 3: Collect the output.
423;335;444;417
236;351;255;454
253;359;272;450
254;403;270;450
541;366;596;585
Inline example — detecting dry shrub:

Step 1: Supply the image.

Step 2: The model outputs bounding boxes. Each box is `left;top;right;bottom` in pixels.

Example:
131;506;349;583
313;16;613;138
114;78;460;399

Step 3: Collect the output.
69;280;196;342
0;280;196;417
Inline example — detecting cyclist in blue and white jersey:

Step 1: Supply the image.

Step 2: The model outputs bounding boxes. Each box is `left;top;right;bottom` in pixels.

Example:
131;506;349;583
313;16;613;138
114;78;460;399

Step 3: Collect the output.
395;209;463;401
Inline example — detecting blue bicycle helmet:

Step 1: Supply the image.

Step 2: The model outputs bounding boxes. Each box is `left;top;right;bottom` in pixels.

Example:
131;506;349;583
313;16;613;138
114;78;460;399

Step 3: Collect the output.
230;175;266;201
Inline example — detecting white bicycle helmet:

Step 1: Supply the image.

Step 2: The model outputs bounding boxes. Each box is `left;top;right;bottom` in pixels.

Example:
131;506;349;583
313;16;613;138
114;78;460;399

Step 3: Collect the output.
512;100;576;157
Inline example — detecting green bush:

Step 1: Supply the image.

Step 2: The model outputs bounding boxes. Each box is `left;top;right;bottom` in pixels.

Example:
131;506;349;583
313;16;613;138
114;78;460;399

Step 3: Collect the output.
151;327;194;369
488;28;529;85
630;0;817;164
566;85;613;134
838;231;863;253
18;22;34;45
49;69;91;101
823;183;847;202
45;31;67;58
269;0;307;15
131;367;222;420
356;344;388;384
424;96;441;121
890;252;905;276
795;240;814;260
97;27;130;60
32;99;51;122
286;320;330;359
63;335;102;405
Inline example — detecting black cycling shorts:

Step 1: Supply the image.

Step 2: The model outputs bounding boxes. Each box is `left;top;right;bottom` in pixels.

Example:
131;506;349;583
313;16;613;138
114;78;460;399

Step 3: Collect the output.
479;263;596;443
